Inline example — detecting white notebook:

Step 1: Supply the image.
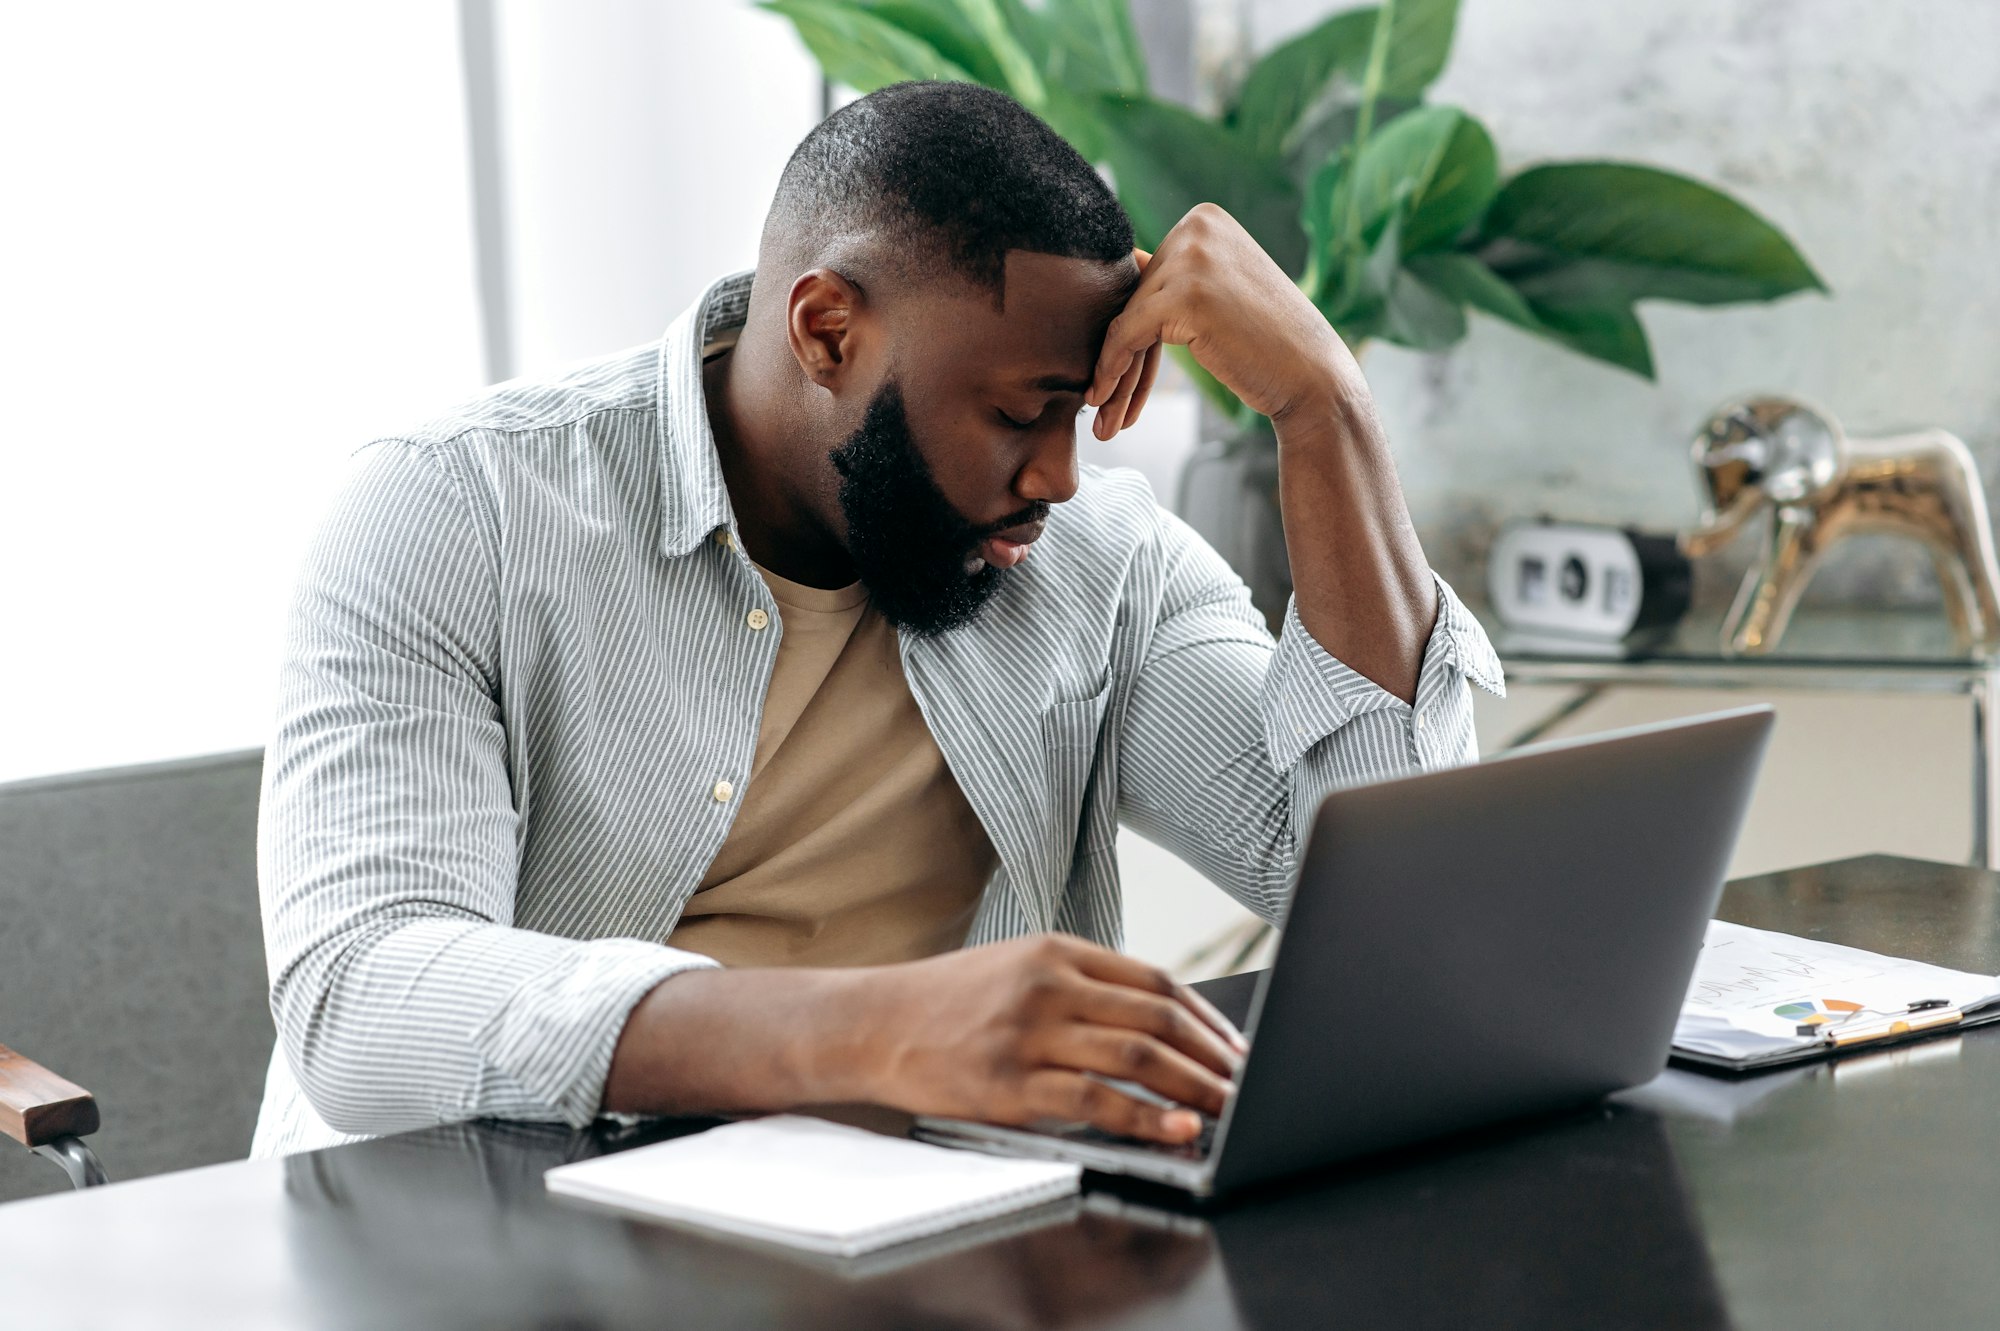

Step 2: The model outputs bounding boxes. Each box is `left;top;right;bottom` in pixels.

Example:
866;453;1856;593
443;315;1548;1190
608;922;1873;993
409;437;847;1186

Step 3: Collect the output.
544;1114;1081;1257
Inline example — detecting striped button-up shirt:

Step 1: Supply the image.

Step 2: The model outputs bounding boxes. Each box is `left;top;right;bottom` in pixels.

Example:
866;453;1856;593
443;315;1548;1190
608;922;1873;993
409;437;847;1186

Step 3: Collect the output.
251;270;1504;1158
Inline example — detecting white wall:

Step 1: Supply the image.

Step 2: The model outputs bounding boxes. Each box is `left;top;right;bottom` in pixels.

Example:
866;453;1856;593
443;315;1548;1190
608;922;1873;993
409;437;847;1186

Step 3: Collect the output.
489;0;823;379
0;3;486;784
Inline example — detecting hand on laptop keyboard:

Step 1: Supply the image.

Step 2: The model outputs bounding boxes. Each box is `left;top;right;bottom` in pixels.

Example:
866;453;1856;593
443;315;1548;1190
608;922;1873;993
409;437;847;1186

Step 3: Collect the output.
1037;1074;1225;1160
838;934;1245;1148
1051;1115;1219;1162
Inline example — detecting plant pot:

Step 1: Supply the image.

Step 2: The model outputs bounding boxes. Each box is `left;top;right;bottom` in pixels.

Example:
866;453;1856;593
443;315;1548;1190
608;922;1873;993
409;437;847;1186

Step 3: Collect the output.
1176;421;1290;632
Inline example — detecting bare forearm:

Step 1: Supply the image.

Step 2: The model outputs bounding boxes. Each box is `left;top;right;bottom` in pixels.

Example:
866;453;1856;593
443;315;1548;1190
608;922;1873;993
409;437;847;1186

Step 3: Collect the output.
597;936;1245;1145
1078;204;1437;702
602;966;878;1116
1272;381;1436;704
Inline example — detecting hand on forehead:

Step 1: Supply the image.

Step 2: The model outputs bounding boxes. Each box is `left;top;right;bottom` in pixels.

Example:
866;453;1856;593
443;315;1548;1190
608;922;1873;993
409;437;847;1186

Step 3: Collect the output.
886;250;1148;424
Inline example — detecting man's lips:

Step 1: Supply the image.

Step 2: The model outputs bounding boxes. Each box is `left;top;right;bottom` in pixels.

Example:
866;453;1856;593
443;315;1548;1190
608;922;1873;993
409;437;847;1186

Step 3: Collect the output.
974;518;1045;570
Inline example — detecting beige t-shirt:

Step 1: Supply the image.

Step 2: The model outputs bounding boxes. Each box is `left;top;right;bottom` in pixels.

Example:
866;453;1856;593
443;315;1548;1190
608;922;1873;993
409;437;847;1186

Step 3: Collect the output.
666;561;999;968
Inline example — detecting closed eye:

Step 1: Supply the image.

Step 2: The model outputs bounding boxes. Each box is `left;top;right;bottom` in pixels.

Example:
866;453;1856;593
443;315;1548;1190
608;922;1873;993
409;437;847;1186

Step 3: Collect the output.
995;409;1037;431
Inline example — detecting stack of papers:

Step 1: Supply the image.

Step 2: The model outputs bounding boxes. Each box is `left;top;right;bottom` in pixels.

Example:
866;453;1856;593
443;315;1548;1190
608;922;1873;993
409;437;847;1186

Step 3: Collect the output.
1674;920;2000;1070
545;1114;1080;1257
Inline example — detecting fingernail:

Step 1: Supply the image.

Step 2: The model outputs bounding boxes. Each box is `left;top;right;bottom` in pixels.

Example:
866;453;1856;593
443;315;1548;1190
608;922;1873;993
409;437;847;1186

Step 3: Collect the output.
1165;1110;1200;1139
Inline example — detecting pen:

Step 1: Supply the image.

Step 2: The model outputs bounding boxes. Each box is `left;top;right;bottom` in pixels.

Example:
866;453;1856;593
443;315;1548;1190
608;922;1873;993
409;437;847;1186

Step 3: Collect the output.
1821;1007;1963;1049
1794;998;1956;1039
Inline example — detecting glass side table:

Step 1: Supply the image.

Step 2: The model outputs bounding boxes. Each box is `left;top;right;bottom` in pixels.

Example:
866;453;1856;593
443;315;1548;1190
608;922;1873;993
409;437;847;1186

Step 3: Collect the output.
1482;604;2000;868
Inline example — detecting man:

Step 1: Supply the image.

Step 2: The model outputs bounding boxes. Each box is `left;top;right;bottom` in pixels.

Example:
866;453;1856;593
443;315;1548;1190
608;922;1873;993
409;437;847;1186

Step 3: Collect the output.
252;81;1502;1159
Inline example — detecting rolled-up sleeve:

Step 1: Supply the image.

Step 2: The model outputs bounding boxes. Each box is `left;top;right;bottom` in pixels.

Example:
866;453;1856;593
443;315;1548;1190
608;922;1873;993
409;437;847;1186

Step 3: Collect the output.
1262;575;1505;835
259;440;717;1138
1116;508;1504;925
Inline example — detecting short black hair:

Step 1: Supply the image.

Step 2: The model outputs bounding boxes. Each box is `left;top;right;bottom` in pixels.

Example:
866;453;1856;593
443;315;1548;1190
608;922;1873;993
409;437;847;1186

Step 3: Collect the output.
764;81;1133;301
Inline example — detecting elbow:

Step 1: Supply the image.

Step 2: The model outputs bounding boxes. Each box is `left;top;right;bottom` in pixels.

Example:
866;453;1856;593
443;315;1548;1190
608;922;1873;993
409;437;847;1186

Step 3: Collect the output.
268;967;365;1135
267;938;410;1138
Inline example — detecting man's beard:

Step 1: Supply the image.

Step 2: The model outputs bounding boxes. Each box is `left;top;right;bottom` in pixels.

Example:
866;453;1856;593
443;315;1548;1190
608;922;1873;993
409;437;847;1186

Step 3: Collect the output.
828;381;1045;638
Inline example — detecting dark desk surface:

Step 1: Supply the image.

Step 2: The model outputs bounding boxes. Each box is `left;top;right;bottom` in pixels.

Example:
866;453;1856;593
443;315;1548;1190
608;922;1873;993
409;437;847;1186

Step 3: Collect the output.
8;855;2000;1330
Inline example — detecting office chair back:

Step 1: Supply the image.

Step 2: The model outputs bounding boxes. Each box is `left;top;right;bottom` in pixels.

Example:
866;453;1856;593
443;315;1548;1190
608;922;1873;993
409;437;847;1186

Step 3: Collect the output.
0;750;270;1204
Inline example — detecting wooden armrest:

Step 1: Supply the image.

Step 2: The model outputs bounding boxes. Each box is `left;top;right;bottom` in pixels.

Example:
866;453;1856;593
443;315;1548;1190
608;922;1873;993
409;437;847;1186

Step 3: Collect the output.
0;1043;100;1147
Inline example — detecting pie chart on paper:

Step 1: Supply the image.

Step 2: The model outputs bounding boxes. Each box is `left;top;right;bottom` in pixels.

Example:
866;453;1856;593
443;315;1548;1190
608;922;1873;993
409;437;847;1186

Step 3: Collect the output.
1774;998;1866;1027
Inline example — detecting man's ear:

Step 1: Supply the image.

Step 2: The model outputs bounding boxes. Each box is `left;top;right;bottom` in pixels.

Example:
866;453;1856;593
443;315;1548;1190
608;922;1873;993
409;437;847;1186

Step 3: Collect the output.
785;268;867;393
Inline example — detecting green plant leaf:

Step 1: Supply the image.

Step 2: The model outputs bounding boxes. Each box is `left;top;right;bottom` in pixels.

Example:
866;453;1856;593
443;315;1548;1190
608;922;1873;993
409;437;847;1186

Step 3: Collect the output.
1338;106;1473;245
1280;95;1416;186
763;0;973;91
1304;105;1493;314
1329;0;1458;277
1038;83;1109;161
1399;111;1496;252
1230;7;1378;160
1517;299;1655;377
1043;0;1148;94
1377;0;1461;99
1382;271;1467;348
1377;241;1467;349
1096;93;1306;276
1479;162;1827;304
949;0;1046;107
1403;251;1538;328
1335;210;1465;349
846;1;1010;86
1299;153;1347;304
1404;251;1657;376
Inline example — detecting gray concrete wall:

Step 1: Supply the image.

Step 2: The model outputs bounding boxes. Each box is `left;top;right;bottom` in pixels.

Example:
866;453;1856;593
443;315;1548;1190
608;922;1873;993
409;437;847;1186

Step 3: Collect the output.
1246;0;2000;606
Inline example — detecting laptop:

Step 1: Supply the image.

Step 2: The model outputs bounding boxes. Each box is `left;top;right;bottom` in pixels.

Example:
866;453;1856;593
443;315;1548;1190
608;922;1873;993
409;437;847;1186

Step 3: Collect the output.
915;706;1774;1198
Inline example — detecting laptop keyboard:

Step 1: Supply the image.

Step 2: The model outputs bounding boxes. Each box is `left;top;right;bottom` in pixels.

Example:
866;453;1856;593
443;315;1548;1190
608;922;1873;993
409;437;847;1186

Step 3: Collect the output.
1048;1116;1218;1162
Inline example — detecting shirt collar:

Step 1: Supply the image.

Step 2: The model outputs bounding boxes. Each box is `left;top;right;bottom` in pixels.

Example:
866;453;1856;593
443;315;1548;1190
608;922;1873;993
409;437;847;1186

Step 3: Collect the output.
653;269;756;557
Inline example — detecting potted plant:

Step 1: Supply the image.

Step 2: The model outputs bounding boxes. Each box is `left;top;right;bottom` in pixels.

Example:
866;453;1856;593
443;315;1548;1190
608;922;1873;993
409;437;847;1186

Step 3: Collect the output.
763;0;1826;623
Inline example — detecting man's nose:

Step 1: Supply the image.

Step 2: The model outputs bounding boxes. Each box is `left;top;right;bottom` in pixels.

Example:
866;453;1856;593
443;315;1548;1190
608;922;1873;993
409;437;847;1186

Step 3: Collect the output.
1015;420;1080;506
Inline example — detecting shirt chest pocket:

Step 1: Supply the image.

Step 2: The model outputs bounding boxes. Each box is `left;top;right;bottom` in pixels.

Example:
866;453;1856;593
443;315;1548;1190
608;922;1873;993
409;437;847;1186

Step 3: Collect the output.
1040;681;1116;865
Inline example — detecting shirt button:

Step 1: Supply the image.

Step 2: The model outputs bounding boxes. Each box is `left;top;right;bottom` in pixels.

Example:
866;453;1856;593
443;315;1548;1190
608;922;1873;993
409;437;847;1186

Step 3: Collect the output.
745;607;770;631
1416;714;1428;733
712;780;734;803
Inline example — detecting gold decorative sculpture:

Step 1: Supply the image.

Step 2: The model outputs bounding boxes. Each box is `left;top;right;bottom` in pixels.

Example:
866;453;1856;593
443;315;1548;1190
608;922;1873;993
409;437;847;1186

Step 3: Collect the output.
1683;397;2000;655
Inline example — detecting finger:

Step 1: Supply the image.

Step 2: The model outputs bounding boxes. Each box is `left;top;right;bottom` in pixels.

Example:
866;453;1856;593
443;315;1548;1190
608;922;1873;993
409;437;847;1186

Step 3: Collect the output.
1021;1069;1204;1145
1086;288;1166;409
1093;341;1154;440
1133;246;1152;270
1065;975;1242;1079
1176;982;1249;1055
1086;332;1141;412
1038;1024;1233;1117
1122;340;1164;431
1066;945;1250;1057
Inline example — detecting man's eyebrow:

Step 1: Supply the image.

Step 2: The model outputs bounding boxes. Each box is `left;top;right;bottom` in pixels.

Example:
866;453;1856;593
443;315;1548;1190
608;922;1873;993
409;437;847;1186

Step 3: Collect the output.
1028;373;1094;393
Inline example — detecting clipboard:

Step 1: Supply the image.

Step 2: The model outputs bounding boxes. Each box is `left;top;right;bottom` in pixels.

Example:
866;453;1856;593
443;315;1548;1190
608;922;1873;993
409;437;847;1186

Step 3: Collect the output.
1671;920;2000;1074
1672;996;2000;1074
